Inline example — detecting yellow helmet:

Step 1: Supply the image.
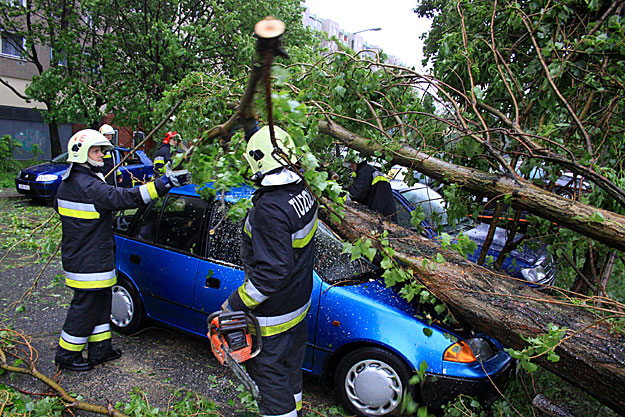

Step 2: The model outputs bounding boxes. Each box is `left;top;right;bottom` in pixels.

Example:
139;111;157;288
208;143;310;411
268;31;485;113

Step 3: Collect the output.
244;126;298;180
98;124;115;135
67;129;114;164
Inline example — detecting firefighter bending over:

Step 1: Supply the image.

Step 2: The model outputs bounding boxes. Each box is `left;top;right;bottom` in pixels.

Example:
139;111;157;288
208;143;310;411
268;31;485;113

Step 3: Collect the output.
54;129;190;372
347;154;398;223
225;125;318;417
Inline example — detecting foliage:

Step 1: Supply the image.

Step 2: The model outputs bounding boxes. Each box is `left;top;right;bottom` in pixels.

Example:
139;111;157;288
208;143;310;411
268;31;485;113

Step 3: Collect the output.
0;135;21;174
117;388;219;416
506;323;565;373
0;384;65;416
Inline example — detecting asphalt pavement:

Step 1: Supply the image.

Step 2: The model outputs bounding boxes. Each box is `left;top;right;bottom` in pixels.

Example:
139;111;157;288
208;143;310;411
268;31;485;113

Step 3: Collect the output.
0;194;341;416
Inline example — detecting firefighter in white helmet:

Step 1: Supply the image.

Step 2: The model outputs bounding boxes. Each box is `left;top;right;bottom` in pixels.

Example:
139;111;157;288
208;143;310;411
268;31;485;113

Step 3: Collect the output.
98;124;119;186
54;129;190;371
225;125;318;417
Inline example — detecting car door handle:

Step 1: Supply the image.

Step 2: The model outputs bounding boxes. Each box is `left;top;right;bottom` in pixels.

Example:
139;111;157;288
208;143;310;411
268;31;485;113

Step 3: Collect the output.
206;276;220;289
130;254;141;264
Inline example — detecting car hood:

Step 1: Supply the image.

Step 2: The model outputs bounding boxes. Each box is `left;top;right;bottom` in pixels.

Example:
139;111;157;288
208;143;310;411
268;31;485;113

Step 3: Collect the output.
465;223;544;264
21;162;69;176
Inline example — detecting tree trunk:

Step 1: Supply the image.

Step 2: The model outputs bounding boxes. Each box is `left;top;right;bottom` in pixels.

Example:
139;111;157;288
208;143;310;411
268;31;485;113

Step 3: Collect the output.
319;120;625;252
48;120;62;158
319;200;625;415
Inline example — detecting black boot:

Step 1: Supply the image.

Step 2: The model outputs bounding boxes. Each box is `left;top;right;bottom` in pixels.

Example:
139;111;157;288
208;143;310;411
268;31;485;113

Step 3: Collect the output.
55;356;93;372
90;348;122;366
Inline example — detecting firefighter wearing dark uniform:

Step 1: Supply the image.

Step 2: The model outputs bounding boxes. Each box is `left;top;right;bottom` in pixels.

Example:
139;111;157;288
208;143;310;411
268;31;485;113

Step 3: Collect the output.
153;131;179;177
54;129;190;372
348;160;398;223
226;126;318;417
98;124;120;186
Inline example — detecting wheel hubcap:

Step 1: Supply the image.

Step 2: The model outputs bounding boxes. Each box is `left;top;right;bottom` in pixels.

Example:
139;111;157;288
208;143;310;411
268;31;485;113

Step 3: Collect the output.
344;359;403;415
111;285;134;327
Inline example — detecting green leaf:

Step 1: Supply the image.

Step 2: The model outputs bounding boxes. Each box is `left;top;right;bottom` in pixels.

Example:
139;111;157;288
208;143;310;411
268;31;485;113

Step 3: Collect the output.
423;328;433;337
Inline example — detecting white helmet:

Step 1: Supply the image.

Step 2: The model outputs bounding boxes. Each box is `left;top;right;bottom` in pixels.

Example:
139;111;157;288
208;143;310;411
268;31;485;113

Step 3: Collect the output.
67;129;114;164
244;126;298;181
99;124;115;136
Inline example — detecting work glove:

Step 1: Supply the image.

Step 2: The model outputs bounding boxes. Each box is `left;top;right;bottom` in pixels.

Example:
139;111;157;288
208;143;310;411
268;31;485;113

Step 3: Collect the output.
164;161;191;187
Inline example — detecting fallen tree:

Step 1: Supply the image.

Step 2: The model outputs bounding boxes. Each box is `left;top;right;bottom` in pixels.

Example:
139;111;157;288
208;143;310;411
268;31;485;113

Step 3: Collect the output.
320;198;625;414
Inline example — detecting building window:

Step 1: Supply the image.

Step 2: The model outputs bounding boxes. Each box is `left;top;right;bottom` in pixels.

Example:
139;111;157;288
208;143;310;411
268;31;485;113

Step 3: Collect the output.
1;32;25;58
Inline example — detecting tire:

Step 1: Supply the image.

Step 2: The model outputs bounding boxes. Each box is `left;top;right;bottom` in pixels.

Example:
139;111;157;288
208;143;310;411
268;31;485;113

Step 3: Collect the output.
110;277;145;335
334;347;414;417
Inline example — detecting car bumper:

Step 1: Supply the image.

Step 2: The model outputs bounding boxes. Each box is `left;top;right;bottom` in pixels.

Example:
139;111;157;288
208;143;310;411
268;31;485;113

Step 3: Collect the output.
420;359;513;409
15;179;58;199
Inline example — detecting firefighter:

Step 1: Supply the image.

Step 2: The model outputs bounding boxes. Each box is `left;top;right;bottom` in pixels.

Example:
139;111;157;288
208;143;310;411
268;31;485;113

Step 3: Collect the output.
347;155;398;223
54;129;190;372
153;131;180;177
98;124;119;186
224;125;318;417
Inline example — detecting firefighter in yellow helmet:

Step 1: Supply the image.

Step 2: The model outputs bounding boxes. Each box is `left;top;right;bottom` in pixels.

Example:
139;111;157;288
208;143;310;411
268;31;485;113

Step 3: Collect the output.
98;124;119;186
224;125;318;416
54;129;190;371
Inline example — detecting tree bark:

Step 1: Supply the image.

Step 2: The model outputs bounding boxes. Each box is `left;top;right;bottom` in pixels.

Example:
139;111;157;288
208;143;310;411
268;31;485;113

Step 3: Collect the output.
319;120;625;252
48;119;61;158
319;200;625;415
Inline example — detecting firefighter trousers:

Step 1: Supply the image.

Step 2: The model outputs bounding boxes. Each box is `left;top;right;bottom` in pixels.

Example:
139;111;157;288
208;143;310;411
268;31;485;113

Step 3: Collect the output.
56;288;114;363
245;318;307;417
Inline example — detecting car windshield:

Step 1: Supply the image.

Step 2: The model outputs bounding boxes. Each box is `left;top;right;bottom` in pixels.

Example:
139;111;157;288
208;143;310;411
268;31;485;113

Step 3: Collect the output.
51;152;69;163
400;185;473;234
314;222;379;283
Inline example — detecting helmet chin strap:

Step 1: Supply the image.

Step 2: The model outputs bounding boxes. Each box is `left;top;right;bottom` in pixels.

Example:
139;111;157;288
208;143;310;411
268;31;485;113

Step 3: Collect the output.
87;157;104;168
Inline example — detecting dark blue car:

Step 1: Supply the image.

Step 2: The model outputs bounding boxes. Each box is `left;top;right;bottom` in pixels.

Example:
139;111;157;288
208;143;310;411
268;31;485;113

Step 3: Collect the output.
391;181;556;288
110;184;512;416
15;147;154;201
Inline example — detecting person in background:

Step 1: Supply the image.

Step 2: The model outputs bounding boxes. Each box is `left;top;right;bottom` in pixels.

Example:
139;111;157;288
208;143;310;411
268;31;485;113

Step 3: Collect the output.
347;154;398;223
98;124;119;186
54;129;190;372
224;125;317;417
153;131;180;177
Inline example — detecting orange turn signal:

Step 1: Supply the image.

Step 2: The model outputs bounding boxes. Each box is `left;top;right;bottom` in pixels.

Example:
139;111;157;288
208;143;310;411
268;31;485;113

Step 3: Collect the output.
443;341;476;363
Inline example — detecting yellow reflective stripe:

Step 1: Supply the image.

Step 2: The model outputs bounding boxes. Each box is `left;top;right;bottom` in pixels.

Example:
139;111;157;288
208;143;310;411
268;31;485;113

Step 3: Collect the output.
58;206;100;219
292;218;317;248
66;276;117;289
244;217;252;238
296;400;302;411
103;154;112;159
238;284;261;309
88;331;111;342
371;175;389;186
147;182;159;199
260;305;309;337
59;337;85;352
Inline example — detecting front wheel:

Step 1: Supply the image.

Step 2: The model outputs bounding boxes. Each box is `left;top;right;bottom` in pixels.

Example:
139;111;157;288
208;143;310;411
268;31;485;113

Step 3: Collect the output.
334;347;414;416
110;277;145;335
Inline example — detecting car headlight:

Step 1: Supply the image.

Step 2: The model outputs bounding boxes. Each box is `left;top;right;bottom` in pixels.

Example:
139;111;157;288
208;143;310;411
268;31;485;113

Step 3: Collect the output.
521;251;556;285
36;174;58;182
521;265;546;283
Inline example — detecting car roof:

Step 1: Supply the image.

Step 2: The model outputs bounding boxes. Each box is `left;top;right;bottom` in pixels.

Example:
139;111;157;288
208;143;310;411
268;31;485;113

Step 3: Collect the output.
170;183;255;204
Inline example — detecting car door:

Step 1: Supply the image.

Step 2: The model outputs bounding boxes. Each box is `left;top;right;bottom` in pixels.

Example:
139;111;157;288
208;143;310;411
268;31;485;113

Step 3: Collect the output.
193;201;246;334
121;194;208;333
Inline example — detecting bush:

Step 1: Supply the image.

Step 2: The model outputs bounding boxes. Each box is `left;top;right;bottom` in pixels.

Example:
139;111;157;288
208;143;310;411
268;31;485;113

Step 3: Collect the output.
0;134;21;173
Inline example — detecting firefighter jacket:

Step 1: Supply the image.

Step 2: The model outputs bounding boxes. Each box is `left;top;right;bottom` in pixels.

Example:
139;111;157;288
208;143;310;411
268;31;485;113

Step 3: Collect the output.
102;150;118;186
153;143;172;177
227;177;318;337
55;164;171;290
349;162;398;223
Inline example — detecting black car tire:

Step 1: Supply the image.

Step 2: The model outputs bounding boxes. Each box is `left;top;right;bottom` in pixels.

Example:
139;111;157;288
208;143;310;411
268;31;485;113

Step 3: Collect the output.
334;346;415;417
110;277;145;335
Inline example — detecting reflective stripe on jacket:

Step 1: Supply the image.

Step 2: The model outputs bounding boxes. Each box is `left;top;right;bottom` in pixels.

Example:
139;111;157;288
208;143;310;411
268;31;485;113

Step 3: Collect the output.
55;164;171;289
153;143;171;176
228;179;318;337
348;162;398;223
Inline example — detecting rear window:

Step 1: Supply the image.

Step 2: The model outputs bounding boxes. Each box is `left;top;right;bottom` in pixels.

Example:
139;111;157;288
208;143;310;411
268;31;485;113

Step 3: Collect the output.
207;202;243;266
155;195;207;255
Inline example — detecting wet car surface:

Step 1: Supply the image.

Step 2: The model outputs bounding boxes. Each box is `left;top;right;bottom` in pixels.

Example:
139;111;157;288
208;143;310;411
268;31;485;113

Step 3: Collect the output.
111;184;512;416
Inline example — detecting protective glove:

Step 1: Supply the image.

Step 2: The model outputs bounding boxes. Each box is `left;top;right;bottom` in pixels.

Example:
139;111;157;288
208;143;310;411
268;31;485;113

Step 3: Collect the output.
164;161;191;187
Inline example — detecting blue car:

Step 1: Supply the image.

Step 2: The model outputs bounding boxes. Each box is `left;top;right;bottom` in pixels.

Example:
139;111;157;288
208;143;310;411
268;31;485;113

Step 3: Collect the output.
391;181;556;288
15;147;154;201
110;184;512;416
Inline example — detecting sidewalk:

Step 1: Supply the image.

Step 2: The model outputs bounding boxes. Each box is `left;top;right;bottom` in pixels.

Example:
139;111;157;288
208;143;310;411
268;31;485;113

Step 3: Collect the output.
0;187;26;200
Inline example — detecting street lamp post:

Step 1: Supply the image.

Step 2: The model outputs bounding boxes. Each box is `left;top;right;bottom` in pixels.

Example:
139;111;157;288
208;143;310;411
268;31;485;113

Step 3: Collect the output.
350;27;381;50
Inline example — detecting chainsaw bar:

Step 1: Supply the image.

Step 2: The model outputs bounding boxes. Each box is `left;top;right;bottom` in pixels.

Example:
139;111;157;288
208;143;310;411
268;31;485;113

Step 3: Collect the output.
223;347;260;399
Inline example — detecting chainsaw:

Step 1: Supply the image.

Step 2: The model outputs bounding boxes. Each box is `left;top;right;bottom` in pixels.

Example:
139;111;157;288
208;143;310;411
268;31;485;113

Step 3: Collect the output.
207;310;262;399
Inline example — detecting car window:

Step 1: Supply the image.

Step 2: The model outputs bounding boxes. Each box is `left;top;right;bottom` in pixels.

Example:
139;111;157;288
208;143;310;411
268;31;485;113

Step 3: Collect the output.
155;195;207;255
314;222;378;283
51;152;68;163
207;201;242;266
136;199;165;243
113;207;140;235
118;149;142;165
394;197;415;230
400;186;448;228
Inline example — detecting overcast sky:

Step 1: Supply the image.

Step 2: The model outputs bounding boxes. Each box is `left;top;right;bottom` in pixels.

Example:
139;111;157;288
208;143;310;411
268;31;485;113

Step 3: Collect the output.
303;0;431;71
